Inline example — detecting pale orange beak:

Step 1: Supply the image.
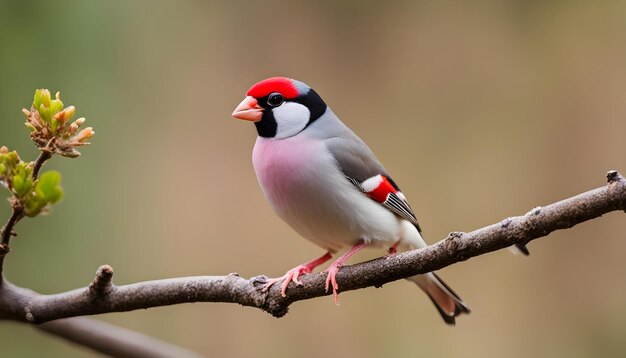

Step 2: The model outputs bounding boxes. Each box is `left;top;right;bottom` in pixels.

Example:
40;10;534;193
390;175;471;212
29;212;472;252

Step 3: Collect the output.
232;96;263;122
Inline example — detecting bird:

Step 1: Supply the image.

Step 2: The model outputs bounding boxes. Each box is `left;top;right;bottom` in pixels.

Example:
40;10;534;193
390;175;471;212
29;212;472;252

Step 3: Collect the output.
232;77;470;324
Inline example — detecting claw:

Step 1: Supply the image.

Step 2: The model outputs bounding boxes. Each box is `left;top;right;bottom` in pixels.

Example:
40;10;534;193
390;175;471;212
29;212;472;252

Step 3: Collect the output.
292;271;303;286
262;266;310;297
323;264;341;305
262;252;333;297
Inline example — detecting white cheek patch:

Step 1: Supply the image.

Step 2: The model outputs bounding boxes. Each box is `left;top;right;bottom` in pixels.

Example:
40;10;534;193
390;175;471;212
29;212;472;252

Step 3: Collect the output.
272;102;311;139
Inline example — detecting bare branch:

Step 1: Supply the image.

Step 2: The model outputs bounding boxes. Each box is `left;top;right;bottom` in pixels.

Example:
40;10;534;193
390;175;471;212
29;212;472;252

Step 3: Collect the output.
32;147;53;180
0;272;267;323
37;317;204;358
0;208;23;247
0;171;624;322
0;207;24;278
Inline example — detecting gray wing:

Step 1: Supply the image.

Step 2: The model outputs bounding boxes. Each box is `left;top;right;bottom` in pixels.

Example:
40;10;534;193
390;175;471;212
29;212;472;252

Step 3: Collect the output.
325;136;388;182
325;136;422;232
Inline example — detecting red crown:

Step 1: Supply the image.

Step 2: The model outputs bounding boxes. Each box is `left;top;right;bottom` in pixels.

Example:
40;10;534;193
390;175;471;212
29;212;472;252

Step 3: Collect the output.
247;77;300;99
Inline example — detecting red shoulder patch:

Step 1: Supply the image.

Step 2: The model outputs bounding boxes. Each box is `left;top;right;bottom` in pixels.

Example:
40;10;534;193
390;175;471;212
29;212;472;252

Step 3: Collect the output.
362;175;397;203
247;77;300;99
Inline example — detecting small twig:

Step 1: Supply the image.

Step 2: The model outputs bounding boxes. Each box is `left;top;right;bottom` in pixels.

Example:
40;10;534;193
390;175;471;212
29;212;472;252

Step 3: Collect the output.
0;208;24;247
0;209;22;277
0;208;24;276
32;142;54;180
88;265;114;296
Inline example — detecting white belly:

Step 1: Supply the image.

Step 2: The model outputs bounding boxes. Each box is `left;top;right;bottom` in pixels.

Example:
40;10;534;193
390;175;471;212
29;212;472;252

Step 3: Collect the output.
252;135;402;252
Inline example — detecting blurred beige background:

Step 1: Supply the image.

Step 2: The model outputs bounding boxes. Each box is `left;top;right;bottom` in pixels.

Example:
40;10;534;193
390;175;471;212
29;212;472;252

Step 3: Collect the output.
1;1;626;357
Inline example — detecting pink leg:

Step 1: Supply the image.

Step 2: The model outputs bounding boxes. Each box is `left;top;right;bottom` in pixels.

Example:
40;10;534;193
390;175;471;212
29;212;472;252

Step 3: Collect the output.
263;252;332;297
388;239;401;255
323;241;367;305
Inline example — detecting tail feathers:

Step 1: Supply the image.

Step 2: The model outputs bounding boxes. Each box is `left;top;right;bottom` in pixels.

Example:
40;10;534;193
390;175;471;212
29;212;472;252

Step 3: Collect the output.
410;272;470;325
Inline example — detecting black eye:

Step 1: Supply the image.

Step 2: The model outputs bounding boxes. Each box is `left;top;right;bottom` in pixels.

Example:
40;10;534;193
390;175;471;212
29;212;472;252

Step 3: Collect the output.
267;92;284;107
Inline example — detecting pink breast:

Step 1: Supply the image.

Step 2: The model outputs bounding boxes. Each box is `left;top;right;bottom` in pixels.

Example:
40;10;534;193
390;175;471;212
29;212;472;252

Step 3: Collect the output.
252;136;321;205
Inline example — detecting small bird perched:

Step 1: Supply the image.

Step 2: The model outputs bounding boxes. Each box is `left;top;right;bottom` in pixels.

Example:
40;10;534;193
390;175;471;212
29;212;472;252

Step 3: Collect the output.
232;77;470;324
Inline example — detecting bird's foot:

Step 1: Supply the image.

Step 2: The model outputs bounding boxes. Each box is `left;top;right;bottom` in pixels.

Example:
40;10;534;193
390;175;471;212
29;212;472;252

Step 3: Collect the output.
322;263;342;305
322;241;367;305
263;265;313;297
262;252;333;297
387;240;401;255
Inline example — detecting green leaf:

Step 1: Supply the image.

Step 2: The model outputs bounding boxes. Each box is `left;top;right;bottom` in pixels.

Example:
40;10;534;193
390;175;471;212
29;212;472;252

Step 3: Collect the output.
7;151;19;167
49;99;63;117
36;171;63;203
39;103;50;123
51;117;58;135
23;171;64;217
13;175;25;195
23;199;45;217
41;90;51;107
33;89;44;109
15;175;33;198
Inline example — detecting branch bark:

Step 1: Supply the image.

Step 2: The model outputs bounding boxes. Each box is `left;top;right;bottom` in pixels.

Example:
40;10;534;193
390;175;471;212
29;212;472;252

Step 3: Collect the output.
37;317;204;358
31;147;53;181
0;171;624;322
